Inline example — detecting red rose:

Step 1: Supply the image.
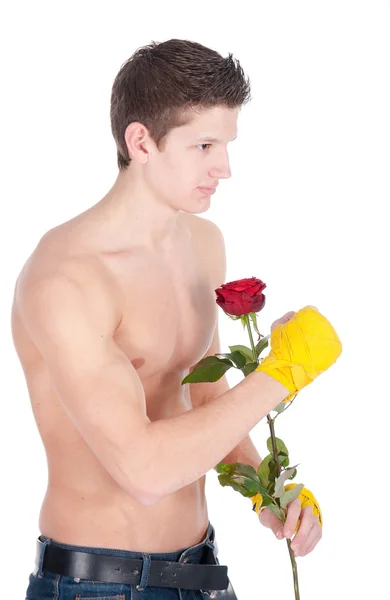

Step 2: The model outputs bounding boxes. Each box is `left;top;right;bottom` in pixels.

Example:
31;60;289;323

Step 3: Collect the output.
215;277;266;317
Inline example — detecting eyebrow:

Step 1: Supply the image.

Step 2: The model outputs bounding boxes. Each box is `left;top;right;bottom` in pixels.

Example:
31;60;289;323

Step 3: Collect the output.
196;135;237;143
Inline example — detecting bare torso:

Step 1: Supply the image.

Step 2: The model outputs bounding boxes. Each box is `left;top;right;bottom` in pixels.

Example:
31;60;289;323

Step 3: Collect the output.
11;211;219;552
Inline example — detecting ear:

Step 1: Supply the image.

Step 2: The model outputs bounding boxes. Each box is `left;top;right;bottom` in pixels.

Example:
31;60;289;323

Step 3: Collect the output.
124;122;153;164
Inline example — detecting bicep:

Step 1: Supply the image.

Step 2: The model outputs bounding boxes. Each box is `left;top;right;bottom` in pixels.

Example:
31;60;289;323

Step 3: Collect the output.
17;273;153;503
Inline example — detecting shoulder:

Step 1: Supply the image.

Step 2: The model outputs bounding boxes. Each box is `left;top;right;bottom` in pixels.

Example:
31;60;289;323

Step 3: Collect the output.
15;235;120;320
183;213;225;249
183;214;226;283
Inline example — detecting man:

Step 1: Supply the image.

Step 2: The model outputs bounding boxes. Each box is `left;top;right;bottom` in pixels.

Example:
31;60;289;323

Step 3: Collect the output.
13;39;328;599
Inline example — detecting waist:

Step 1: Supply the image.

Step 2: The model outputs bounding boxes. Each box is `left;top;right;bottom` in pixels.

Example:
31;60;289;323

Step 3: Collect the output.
39;481;208;552
33;521;228;591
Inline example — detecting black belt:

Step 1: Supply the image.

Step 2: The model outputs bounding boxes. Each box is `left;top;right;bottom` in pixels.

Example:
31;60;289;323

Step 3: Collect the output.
35;537;229;591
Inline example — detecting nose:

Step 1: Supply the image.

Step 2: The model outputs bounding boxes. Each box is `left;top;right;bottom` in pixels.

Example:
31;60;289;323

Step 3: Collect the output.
209;149;232;180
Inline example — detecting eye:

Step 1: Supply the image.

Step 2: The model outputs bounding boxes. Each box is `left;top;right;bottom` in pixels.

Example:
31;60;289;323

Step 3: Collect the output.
196;143;212;151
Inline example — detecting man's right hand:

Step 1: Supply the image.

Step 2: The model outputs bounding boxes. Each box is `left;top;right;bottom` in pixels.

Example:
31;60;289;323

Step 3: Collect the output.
257;305;342;402
271;310;297;333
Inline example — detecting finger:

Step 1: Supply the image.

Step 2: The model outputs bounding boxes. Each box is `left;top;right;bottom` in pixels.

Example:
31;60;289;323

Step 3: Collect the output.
300;529;323;557
294;525;322;557
259;508;284;539
283;498;302;538
272;312;296;330
282;311;296;321
290;507;321;553
288;505;316;543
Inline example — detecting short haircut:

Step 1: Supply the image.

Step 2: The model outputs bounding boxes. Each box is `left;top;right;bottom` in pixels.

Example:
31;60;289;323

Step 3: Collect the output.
110;38;251;170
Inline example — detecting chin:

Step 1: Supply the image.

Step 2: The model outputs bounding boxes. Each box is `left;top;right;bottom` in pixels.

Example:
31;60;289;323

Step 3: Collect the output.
185;203;210;215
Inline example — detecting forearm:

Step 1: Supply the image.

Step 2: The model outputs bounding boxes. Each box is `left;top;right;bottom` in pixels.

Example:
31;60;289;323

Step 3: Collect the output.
137;371;287;504
214;434;263;471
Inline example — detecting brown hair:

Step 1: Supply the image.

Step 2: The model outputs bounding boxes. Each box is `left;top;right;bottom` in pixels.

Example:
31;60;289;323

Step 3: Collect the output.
110;39;251;170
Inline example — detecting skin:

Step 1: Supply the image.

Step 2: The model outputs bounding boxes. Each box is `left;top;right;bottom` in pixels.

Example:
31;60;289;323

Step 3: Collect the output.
12;105;321;556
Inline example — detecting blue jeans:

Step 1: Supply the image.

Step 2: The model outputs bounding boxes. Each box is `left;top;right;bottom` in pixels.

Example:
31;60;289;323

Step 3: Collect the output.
25;521;238;599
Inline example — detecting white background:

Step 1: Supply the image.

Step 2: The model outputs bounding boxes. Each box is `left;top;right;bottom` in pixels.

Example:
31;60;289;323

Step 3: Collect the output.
1;1;389;598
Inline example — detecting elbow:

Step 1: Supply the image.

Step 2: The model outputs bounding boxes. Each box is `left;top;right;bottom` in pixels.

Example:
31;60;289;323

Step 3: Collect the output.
120;478;162;506
119;463;164;507
133;481;163;506
137;491;163;507
117;425;166;506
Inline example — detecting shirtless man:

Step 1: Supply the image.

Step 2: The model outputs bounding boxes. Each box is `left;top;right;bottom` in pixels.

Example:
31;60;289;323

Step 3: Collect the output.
13;40;332;599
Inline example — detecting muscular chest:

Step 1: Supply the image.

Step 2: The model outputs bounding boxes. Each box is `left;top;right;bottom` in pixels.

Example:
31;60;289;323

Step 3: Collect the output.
109;242;218;383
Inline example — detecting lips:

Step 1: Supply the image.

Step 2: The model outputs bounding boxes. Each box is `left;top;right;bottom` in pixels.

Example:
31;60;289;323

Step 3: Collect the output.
198;186;217;194
199;184;218;191
201;184;218;190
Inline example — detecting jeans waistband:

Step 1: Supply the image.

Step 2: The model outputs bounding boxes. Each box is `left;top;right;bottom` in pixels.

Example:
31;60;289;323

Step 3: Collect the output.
35;520;217;577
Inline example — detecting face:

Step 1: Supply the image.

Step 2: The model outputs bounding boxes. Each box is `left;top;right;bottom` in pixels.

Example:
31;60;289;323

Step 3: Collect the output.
144;105;239;214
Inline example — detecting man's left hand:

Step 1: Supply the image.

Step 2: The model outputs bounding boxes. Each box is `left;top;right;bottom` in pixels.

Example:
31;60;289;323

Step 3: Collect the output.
258;496;323;557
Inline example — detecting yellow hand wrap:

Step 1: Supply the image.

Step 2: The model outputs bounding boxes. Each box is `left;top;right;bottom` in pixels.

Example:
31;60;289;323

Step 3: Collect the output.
284;484;323;531
252;492;267;517
252;485;322;532
255;305;342;402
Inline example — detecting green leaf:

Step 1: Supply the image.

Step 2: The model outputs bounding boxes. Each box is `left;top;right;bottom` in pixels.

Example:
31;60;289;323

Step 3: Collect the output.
257;455;273;488
272;402;287;414
267;503;284;520
229;345;255;363
253;482;275;502
215;462;235;474
217;462;276;501
217;463;261;493
274;468;298;498
218;473;255;498
257;456;271;488
283;463;299;480
216;350;246;369
218;473;247;495
267;436;289;458
288;463;300;471
258;455;279;486
231;476;260;496
231;463;260;482
280;455;290;467
280;483;304;508
255;335;270;358
242;362;259;376
181;356;233;384
216;463;262;496
253;493;273;509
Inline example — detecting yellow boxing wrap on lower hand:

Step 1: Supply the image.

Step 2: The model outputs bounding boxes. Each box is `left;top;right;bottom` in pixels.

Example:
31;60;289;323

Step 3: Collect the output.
255;305;342;402
252;485;323;532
